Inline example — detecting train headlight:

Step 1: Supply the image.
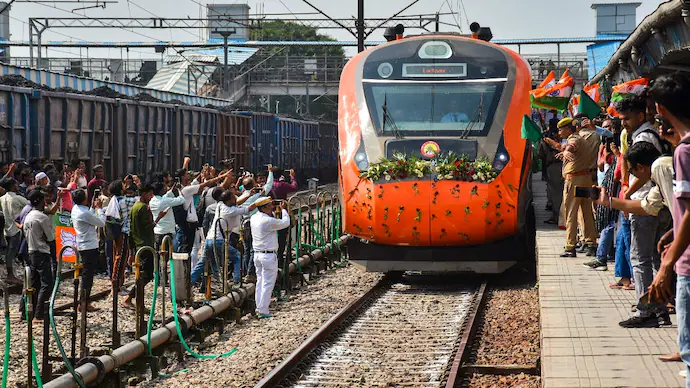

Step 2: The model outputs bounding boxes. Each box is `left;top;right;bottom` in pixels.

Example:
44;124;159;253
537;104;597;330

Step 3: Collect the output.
418;41;452;59
492;134;510;173
354;139;370;171
378;63;393;79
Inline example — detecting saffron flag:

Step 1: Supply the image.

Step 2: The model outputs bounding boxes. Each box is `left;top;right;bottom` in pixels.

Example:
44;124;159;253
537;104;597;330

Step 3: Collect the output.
530;69;575;111
538;71;556;90
606;77;649;117
521;115;543;145
579;90;602;119
583;83;601;104
568;95;580;118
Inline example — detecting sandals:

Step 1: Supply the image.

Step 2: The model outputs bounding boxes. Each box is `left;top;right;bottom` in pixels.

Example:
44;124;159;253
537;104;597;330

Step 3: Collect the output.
609;281;635;290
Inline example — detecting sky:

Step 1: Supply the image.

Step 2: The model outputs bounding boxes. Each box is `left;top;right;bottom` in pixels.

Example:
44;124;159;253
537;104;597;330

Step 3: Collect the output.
2;0;666;59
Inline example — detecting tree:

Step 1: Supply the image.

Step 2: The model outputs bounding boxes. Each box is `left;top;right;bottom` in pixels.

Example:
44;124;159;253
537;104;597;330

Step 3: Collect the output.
250;20;345;58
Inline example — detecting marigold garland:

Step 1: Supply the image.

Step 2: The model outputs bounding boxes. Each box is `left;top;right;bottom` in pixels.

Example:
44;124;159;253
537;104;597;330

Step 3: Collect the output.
360;152;497;183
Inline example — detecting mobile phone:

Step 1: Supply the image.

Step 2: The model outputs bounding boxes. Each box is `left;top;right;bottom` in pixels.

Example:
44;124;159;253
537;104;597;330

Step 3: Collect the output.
574;186;600;200
94;188;101;197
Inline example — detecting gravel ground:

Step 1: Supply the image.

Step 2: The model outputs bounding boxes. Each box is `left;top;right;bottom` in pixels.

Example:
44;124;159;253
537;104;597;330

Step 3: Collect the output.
140;264;381;388
467;278;541;388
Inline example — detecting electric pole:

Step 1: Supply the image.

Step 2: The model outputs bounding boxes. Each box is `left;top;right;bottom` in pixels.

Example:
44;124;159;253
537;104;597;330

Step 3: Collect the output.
357;0;365;52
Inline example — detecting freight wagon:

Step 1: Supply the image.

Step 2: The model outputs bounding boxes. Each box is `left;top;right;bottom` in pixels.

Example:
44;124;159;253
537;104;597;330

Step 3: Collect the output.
0;85;338;185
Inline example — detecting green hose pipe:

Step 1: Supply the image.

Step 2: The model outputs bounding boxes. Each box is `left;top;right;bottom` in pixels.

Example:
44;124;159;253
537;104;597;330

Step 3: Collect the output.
145;269;171;378
24;296;43;388
2;284;10;388
168;259;237;360
49;246;86;388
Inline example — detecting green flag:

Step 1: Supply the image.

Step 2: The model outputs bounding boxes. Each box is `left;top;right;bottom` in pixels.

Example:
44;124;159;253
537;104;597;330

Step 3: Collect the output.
521;115;542;145
530;94;569;112
579;90;602;119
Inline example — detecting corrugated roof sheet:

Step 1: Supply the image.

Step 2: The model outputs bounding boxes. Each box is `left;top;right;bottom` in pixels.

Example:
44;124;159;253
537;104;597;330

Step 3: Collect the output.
185;45;258;65
165;54;219;64
146;61;216;94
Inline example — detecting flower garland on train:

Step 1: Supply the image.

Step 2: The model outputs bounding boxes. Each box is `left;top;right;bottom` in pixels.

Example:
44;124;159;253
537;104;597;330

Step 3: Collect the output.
360;152;497;183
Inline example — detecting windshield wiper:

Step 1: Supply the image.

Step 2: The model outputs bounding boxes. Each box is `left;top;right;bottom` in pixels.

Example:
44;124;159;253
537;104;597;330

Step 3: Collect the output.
460;94;484;139
382;94;404;139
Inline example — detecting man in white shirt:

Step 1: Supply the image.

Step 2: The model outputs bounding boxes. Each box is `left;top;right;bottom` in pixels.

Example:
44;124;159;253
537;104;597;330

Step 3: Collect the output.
250;197;290;318
150;182;185;250
240;169;274;282
192;190;257;290
71;189;106;312
0;178;29;285
173;159;231;254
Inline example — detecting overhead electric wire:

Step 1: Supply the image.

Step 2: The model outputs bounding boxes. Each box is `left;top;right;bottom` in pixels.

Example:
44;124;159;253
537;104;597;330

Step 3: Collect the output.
445;0;462;32
459;0;470;28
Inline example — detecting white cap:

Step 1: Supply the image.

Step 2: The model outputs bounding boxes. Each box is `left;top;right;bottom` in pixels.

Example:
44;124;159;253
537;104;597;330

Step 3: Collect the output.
254;196;272;207
35;172;49;184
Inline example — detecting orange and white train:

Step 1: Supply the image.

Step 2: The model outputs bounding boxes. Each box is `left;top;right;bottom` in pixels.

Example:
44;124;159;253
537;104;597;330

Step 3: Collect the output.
338;28;535;273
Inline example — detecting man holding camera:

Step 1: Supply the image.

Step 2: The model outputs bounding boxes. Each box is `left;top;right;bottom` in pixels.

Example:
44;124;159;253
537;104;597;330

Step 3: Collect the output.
251;197;290;318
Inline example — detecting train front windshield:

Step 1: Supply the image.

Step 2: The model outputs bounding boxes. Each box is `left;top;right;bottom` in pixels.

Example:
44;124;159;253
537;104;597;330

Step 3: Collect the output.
363;81;504;136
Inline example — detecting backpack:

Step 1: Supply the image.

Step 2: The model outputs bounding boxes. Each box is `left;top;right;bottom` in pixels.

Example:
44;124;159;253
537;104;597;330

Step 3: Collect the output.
196;189;211;223
627;127;674;156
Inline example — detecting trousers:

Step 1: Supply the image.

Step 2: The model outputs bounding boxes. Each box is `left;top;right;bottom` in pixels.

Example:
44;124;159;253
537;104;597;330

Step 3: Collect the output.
19;252;54;320
127;248;154;299
563;175;597;250
243;220;255;276
630;209;672;316
79;248;99;301
254;252;278;315
596;221;615;262
614;214;632;279
546;163;564;221
677;275;690;388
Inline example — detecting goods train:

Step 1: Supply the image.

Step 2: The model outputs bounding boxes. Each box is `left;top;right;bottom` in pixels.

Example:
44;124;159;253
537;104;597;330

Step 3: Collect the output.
338;25;536;273
0;85;338;183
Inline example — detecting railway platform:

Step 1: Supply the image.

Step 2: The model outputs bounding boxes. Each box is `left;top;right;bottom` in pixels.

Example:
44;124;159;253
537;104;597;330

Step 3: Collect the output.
535;174;685;388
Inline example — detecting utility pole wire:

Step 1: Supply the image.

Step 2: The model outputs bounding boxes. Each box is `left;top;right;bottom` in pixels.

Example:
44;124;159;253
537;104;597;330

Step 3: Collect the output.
300;0;356;38
364;0;420;38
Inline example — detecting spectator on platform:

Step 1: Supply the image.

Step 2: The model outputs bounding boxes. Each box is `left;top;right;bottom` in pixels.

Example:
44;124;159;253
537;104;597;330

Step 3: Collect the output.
646;73;690;383
539;131;564;224
617;95;671;328
71;189;105;312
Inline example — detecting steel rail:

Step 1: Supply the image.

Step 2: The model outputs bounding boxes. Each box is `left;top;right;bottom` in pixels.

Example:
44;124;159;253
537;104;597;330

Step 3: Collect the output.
445;281;490;387
254;274;393;387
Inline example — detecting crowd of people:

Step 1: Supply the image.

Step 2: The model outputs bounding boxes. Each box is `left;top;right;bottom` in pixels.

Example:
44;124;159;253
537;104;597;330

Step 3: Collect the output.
0;156;301;323
537;72;690;380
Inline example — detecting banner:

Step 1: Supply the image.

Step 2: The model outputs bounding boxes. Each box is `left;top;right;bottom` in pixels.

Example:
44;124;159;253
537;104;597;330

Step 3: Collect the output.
54;212;77;263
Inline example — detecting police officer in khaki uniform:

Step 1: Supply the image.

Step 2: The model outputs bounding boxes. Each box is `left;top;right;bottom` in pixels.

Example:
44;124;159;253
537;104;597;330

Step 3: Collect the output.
557;117;600;257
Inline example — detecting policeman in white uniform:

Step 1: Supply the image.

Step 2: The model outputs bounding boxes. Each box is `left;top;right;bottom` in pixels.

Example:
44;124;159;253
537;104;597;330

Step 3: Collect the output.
250;197;290;318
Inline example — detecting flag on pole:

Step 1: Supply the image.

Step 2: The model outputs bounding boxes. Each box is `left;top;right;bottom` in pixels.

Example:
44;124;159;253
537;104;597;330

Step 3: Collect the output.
521;115;543;145
530;70;574;112
606;78;649;117
568;95;580;118
583;83;601;104
538;71;556;90
579;90;602;119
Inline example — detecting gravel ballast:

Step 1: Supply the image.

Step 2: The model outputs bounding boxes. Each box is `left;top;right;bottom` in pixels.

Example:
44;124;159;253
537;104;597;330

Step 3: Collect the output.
140;264;381;387
468;281;541;388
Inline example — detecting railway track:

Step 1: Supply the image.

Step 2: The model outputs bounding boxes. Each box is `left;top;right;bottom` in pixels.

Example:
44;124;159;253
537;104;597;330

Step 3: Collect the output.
256;275;489;388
